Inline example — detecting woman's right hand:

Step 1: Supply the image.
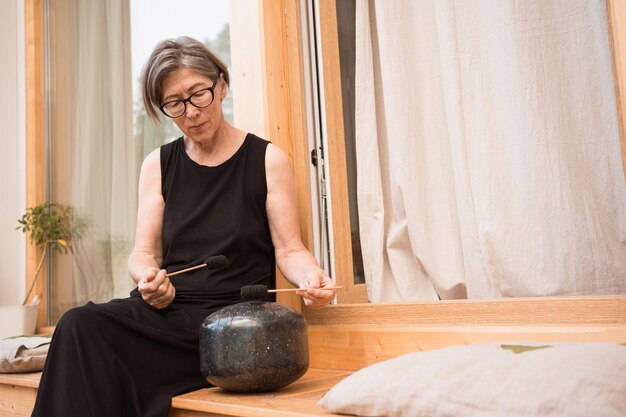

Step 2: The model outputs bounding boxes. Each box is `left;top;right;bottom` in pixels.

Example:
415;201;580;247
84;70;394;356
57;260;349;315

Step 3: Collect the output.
137;267;175;309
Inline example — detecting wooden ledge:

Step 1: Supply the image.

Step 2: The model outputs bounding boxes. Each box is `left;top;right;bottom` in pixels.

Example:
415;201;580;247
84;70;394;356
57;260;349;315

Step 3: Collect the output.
304;296;626;325
0;372;42;389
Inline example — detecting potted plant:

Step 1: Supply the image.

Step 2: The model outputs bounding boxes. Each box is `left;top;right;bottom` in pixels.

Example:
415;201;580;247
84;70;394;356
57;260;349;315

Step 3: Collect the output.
0;203;82;338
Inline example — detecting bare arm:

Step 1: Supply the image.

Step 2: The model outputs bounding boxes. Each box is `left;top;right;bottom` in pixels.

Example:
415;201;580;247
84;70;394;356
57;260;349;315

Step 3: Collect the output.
265;144;336;308
127;148;174;309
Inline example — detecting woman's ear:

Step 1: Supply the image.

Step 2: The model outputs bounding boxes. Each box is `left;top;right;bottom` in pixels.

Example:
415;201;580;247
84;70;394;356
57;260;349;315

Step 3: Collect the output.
219;73;227;101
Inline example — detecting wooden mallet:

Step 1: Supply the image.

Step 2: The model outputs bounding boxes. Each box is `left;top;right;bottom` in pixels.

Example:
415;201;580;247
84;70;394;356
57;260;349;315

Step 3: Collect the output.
166;255;228;277
240;284;342;300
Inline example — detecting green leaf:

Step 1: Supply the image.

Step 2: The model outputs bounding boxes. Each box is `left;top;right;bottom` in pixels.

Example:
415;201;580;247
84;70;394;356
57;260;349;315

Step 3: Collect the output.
16;202;86;249
500;344;552;354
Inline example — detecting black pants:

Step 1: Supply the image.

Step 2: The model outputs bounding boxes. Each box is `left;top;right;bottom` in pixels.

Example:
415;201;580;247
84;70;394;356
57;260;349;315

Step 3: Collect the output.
31;297;213;417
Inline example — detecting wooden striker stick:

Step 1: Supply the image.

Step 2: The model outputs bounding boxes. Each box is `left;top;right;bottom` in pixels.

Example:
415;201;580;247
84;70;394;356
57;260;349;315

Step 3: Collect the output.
268;286;342;293
166;263;207;277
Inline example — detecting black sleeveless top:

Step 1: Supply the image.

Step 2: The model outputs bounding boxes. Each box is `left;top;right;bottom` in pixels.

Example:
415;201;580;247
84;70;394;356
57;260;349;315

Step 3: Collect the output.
149;133;276;308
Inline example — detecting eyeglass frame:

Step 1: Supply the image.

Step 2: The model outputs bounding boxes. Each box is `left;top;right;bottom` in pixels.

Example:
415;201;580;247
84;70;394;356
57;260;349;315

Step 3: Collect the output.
159;78;218;118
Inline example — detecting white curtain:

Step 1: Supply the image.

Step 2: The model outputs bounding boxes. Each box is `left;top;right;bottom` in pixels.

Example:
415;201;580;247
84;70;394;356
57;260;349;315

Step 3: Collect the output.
48;0;138;318
356;0;626;302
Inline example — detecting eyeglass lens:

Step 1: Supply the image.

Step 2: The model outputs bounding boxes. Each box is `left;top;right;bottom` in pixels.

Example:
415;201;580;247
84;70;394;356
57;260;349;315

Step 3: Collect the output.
162;87;215;118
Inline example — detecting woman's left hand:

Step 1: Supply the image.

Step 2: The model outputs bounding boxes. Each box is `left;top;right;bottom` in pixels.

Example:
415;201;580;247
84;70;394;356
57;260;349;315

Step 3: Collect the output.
295;269;337;309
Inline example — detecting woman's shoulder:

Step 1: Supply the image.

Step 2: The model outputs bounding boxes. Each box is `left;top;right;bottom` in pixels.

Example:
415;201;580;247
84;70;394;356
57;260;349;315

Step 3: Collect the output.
141;137;181;174
263;141;290;174
142;146;161;170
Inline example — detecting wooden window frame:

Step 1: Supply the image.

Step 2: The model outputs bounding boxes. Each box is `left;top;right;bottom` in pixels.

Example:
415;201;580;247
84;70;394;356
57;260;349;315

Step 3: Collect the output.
25;0;46;328
26;0;626;327
607;0;626;180
258;0;626;322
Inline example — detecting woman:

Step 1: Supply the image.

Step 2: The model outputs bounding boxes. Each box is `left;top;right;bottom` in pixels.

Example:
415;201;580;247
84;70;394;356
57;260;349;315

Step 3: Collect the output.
31;36;336;417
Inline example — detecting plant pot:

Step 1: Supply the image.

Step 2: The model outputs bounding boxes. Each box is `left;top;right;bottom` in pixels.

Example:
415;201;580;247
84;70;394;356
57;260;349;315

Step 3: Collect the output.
0;305;38;339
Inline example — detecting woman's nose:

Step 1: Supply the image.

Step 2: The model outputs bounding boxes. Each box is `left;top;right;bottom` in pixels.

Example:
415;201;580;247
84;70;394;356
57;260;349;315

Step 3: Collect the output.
184;104;201;118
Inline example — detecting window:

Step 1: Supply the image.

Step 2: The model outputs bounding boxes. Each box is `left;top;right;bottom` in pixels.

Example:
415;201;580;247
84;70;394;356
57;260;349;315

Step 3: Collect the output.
44;0;233;324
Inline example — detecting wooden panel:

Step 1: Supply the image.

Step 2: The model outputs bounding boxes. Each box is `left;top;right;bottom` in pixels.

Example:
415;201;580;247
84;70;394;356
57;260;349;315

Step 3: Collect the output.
24;0;46;325
308;323;626;371
0;385;37;417
607;0;626;183
260;0;313;312
305;295;626;325
170;368;350;417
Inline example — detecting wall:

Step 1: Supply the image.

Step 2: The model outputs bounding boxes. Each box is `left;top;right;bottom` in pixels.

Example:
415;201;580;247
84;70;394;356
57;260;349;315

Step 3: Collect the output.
0;0;26;306
229;0;266;137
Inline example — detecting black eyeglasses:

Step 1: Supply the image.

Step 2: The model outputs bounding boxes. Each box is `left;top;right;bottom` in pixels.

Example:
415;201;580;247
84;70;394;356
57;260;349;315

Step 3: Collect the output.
159;79;218;118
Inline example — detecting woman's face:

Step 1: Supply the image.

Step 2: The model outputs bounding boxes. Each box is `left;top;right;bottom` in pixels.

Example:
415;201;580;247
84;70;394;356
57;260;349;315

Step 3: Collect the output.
160;67;225;142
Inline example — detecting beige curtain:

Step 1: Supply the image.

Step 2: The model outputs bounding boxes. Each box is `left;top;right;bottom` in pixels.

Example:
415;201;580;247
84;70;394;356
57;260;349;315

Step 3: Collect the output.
356;0;626;302
48;0;138;320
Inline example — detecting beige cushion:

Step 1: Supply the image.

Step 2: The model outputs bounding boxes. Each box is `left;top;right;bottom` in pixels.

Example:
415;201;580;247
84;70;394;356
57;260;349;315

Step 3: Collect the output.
0;336;51;373
319;342;626;417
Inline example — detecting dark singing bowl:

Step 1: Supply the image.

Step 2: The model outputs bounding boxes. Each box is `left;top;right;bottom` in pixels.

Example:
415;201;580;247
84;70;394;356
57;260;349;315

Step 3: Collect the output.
199;301;309;392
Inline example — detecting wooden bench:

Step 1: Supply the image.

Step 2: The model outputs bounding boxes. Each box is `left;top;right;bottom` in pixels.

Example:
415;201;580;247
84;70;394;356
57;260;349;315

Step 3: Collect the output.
0;369;349;417
1;296;625;417
169;368;351;417
0;372;40;417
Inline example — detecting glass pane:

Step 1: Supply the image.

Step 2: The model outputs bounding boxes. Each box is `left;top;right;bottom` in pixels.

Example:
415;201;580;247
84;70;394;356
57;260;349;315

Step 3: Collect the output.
335;0;364;284
45;0;233;324
131;0;233;155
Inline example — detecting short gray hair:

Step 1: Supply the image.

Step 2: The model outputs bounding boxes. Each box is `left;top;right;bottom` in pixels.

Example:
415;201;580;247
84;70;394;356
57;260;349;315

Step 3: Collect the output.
141;36;230;122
